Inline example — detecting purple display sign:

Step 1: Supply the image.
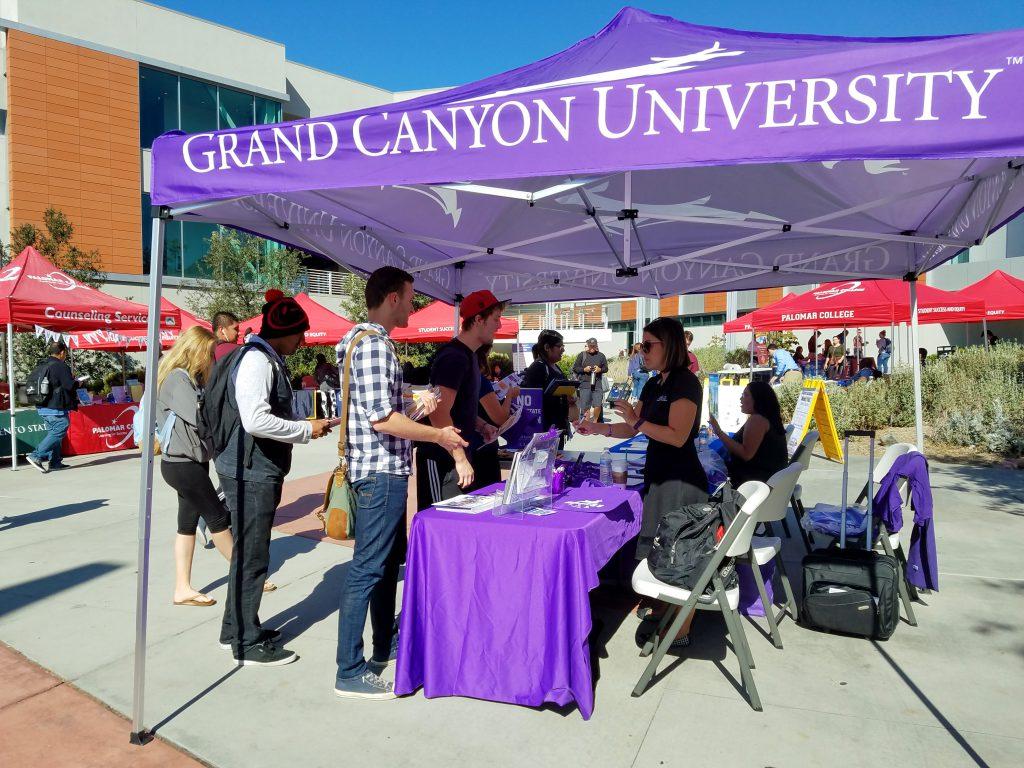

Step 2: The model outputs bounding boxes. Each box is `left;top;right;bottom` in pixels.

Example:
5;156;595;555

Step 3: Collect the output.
501;388;544;451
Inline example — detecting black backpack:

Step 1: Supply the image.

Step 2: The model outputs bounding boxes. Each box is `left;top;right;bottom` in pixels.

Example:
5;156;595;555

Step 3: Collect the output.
201;343;262;456
647;498;738;593
25;360;54;406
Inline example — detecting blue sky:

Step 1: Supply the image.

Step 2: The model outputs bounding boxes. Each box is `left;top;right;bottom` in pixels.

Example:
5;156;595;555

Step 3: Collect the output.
152;1;1024;91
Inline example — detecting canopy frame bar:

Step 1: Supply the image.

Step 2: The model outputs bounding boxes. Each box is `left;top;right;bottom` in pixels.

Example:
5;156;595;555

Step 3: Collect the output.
577;186;627;270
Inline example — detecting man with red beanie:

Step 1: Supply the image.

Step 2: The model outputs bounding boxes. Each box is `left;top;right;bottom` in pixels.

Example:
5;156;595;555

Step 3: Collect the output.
416;289;506;507
215;289;330;666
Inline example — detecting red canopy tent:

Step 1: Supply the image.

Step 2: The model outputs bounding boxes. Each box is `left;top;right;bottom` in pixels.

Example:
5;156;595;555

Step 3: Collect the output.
68;299;210;351
723;279;986;333
1;246;179;331
959;270;1024;321
391;300;520;343
238;292;353;346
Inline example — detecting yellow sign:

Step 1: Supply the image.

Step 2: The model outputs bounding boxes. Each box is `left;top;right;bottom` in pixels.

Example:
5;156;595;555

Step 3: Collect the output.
787;380;843;462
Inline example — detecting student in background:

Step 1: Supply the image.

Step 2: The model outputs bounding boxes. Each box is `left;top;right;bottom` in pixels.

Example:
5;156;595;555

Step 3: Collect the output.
522;329;570;439
24;341;77;474
212;311;240;361
470;343;520;490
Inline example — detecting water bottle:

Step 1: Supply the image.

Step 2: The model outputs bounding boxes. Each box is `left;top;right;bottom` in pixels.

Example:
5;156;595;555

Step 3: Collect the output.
599;449;612;486
698;425;709;452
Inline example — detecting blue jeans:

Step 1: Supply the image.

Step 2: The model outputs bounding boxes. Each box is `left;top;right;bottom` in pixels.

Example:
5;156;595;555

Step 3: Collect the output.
30;411;70;465
878;351;891;374
336;472;408;681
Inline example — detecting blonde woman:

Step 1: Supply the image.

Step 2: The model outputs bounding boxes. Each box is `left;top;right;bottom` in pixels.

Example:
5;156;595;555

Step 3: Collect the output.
157;326;235;607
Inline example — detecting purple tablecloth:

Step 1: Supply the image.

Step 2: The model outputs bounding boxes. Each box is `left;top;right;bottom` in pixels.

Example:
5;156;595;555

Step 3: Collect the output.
395;484;642;719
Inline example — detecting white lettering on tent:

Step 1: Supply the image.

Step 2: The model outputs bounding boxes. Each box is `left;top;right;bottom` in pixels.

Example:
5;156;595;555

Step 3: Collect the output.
845;75;878;124
644;87;691;135
532;97;574;143
491;101;531;147
391;112;424;154
353;114;390;156
760;80;798;128
423;110;458;151
715;82;761;130
455;103;495;149
307;122;338;161
956;69;1002;119
799;78;844;126
182;133;216;173
272;126;306;163
880;73;904;122
907;71;954;121
594;83;644;139
218;134;246;170
245;131;271;167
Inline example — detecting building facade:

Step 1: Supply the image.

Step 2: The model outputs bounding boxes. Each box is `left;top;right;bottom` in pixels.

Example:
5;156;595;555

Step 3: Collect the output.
3;0;1021;351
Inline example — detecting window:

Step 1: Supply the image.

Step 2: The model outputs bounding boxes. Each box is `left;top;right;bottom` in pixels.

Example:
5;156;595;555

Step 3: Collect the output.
219;87;254;129
952;251;970;265
1006;213;1024;258
163;222;183;278
182;222;219;279
139;67;179;148
256;96;282;125
180;77;218;134
680;313;727;327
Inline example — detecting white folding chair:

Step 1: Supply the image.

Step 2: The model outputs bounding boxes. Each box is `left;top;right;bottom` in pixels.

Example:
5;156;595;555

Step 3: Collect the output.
739;463;803;649
789;430;819;552
631;481;772;711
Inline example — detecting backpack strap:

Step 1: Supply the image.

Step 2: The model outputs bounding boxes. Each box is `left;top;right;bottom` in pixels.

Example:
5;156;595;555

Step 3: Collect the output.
337;329;383;468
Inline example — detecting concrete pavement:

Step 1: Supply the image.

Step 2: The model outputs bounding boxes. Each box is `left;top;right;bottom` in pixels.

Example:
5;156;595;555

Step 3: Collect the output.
1;434;1022;767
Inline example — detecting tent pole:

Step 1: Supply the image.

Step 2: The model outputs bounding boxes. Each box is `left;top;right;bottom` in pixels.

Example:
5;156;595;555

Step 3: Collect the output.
7;322;15;471
983;318;989;352
130;213;166;746
749;331;755;376
909;279;924;452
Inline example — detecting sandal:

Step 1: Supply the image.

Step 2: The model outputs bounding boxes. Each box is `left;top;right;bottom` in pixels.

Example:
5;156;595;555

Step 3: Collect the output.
173;593;216;607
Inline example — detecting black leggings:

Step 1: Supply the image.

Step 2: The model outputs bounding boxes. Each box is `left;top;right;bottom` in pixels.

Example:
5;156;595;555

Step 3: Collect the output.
161;460;231;535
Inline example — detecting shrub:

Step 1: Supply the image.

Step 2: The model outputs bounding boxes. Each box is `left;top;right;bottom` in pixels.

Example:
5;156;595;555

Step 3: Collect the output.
694;340;725;375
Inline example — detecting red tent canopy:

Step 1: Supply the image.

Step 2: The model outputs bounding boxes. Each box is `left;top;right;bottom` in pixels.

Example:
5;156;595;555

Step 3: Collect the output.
959;270;1024;321
238;292;353;346
69;298;210;351
391;300;520;343
0;246;179;331
723;279;986;333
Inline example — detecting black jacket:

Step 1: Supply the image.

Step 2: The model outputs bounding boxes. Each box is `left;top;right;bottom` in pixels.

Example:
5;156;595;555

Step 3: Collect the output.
38;357;77;411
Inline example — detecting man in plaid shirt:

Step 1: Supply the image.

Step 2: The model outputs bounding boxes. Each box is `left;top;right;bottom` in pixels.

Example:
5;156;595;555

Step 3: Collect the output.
334;266;466;700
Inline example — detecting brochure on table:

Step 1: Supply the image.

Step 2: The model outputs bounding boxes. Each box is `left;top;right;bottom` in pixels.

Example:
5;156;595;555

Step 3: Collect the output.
496;429;559;515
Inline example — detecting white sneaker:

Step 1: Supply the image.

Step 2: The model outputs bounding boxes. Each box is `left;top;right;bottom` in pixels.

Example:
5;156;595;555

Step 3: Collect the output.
25;456;48;474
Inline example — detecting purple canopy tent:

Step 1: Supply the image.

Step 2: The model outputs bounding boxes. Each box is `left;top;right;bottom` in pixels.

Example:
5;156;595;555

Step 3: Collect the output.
129;8;1024;737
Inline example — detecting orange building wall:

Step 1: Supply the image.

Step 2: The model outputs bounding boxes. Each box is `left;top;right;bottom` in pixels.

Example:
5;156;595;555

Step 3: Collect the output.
658;295;679;316
620;300;636;322
7;30;142;275
704;292;727;313
756;287;784;307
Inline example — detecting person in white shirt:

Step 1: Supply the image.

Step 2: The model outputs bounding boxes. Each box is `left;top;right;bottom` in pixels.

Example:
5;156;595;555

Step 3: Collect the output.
215;289;330;667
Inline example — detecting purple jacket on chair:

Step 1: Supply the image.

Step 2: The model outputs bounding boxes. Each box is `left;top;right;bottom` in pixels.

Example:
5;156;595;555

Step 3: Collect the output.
873;452;938;591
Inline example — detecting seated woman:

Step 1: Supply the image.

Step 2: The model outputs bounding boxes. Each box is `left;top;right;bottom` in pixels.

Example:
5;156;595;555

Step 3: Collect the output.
853;357;880;382
792;345;806;367
709;381;788;487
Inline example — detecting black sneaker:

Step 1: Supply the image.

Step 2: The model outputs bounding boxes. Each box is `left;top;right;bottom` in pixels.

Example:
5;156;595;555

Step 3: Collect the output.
220;628;281;651
334;671;396;700
25;455;48;474
48;463;69;471
233;640;297;667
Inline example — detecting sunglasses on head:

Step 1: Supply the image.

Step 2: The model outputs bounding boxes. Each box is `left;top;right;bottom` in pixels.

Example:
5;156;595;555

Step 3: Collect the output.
640;340;663;353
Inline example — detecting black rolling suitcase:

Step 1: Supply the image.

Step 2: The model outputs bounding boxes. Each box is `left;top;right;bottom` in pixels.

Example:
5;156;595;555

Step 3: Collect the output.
801;430;900;640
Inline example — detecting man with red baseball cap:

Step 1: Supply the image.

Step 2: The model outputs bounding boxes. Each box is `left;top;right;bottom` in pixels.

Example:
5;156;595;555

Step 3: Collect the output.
417;289;506;506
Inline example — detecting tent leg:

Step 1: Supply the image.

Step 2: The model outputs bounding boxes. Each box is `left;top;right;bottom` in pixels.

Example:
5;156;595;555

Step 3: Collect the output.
130;214;166;745
983;318;989;352
909;280;924;452
7;322;15;471
749;331;754;376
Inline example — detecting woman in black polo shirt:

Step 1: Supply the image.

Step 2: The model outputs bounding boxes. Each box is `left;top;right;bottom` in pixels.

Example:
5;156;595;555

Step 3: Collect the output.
578;317;707;639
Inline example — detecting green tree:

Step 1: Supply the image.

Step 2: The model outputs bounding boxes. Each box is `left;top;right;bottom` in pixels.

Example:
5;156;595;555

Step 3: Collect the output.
184;229;304;321
7;208;122;385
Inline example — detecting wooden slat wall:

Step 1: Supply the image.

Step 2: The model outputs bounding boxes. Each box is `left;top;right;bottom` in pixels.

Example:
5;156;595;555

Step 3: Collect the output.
704;292;727;312
756;287;783;306
8;30;142;275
